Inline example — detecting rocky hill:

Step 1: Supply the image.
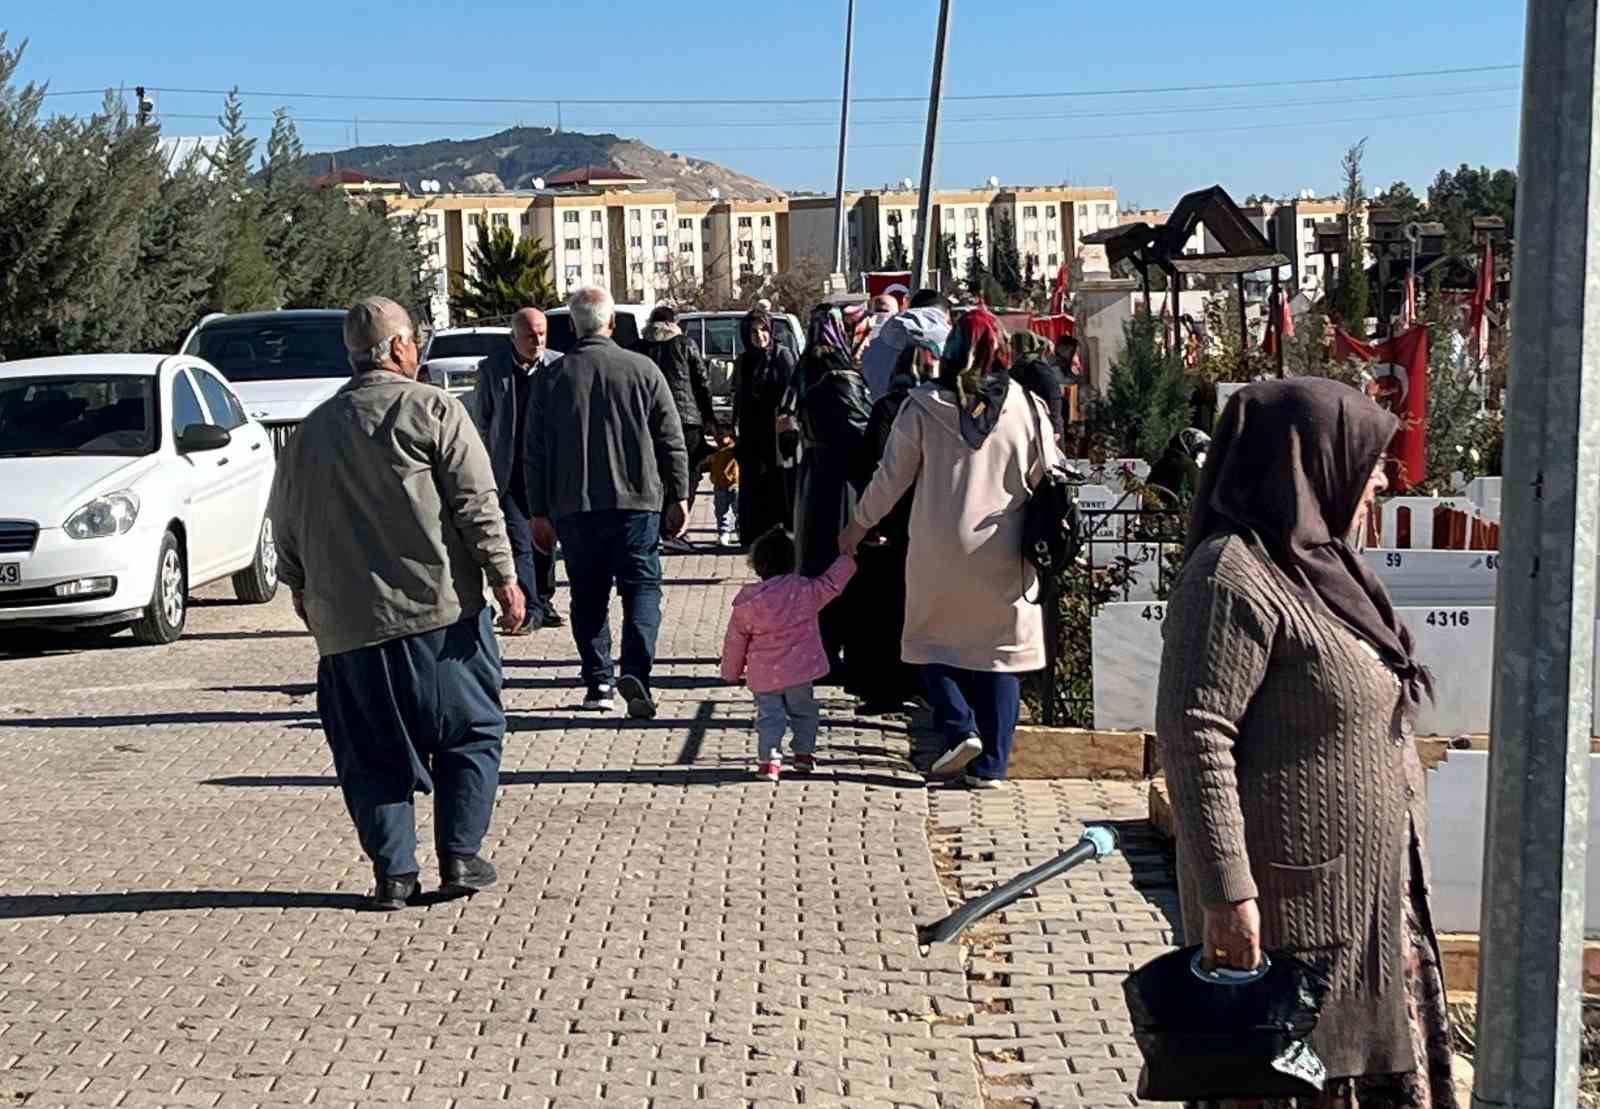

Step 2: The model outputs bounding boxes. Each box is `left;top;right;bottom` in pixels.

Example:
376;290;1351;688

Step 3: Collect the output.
298;126;783;200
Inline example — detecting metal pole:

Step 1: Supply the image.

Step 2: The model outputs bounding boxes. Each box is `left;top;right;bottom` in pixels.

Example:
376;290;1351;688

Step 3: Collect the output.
831;0;856;277
1269;221;1286;379
910;0;953;291
1472;4;1600;1107
1236;272;1248;379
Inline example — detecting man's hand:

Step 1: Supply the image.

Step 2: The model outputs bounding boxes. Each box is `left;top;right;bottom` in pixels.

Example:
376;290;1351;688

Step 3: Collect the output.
492;582;526;633
663;500;689;539
531;515;558;556
1202;899;1262;971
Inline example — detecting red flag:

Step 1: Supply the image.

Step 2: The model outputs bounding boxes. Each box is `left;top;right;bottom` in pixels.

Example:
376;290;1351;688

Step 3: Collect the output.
1261;287;1295;356
1334;325;1430;492
1048;262;1070;315
865;271;913;308
1465;239;1493;363
1402;268;1417;330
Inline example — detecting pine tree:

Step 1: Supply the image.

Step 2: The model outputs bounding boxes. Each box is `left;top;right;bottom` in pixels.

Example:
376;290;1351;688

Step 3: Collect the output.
963;230;989;300
207;90;282;312
1098;310;1192;462
989;212;1025;302
450;223;559;320
130;151;221;351
1334;140;1370;338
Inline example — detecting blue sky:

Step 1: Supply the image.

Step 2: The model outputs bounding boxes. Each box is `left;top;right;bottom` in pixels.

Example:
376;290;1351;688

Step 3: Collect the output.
11;0;1525;205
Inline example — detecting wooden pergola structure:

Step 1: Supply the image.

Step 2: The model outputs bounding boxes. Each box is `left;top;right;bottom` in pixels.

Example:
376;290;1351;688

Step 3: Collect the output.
1082;185;1291;376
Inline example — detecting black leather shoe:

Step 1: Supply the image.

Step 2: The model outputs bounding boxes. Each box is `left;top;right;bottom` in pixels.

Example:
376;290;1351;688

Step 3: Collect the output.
440;854;497;896
539;605;565;629
370;872;420;911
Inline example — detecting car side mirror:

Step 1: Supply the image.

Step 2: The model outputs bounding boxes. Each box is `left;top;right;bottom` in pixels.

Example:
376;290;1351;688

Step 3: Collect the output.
177;423;232;454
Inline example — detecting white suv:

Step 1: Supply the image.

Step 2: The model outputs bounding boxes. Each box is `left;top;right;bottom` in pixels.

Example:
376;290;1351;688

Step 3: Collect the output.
419;327;508;397
0;355;278;646
182;309;349;453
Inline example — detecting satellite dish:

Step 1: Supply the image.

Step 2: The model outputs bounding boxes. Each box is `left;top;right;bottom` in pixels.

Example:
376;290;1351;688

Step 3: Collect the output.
709;187;722;201
532;176;545;190
901;177;914;191
987;175;1001;189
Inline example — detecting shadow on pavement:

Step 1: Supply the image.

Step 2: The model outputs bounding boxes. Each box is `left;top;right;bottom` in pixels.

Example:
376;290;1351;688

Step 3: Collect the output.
5;710;314;728
202;766;923;790
0;889;370;919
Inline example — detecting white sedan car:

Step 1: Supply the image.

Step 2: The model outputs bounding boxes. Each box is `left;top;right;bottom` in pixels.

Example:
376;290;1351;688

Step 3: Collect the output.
0;354;279;646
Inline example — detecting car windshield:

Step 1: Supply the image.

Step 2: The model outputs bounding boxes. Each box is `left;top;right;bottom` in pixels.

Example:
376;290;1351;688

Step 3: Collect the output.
546;313;640;354
427;333;504;360
0;374;157;458
188;317;349;382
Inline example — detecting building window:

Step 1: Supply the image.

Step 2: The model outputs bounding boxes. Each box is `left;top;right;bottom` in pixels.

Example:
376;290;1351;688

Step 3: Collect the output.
629;235;643;248
469;213;482;228
630;210;642;224
1078;204;1088;217
592;237;604;249
1023;205;1038;218
678;218;693;230
740;262;754;275
679;242;694;254
1047;229;1058;242
1045;206;1057;221
761;238;773;250
737;216;752;228
1306;263;1319;276
761;215;772;227
654;234;669;247
631;262;644;274
491;213;509;229
1303;217;1315;230
593;262;605;276
1097;203;1111;218
564;211;581;224
565;265;581;280
424;212;440;228
565;238;581;251
655;261;670;274
426;241;440;258
652;208;668;221
763;262;774;275
1048;253;1059;266
519;213;531;229
591;210;603;223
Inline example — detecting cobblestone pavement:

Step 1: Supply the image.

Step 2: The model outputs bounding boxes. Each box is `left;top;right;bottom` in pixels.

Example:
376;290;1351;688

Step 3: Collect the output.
0;515;1170;1108
926;780;1179;1109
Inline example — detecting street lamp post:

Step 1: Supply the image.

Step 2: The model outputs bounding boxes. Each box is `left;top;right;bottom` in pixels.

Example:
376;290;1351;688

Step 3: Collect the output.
910;0;954;292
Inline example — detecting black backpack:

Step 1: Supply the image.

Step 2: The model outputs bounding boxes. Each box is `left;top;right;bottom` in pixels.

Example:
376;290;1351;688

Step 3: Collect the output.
1021;391;1081;596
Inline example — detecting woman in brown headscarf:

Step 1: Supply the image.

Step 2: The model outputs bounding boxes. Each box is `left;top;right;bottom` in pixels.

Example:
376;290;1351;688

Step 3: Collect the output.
1157;377;1458;1108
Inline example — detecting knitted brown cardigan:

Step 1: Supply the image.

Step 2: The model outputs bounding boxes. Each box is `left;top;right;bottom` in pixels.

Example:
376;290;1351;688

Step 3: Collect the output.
1157;532;1433;1080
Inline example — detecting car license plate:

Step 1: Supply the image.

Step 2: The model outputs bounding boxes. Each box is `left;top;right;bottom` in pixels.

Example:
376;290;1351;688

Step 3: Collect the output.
0;564;18;588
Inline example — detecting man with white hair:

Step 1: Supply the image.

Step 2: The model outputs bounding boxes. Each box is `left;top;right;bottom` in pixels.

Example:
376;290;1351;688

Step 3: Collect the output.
271;295;522;911
526;285;689;719
470;307;563;633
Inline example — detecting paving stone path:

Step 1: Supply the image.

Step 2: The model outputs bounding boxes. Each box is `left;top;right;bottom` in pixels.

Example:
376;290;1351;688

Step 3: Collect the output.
0;515;1173;1108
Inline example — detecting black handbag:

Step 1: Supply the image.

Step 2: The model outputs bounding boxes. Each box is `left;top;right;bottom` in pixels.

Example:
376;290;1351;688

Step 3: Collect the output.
1122;946;1331;1103
1020;391;1080;592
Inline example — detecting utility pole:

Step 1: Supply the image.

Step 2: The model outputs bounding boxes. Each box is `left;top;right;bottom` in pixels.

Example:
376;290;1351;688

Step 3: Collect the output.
134;86;151;127
910;0;953;292
830;0;856;282
1472;3;1600;1107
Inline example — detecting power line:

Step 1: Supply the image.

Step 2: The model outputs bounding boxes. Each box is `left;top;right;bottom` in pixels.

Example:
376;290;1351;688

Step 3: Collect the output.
43;62;1521;106
680;103;1522;154
132;84;1521;134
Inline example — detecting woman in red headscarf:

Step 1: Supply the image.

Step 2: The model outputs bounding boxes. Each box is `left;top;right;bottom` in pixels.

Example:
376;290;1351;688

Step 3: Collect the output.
841;308;1061;787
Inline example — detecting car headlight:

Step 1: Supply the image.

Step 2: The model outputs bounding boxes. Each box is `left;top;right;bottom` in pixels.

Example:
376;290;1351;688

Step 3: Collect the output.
64;491;140;540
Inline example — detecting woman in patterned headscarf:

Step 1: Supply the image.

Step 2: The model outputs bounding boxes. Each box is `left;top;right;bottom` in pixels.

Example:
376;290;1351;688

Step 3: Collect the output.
841;307;1062;787
789;303;873;682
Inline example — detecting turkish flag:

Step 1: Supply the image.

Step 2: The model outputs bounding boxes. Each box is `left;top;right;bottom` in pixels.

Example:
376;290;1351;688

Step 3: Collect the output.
865;271;913;308
1334;324;1429;491
1048;262;1070;315
1261;287;1295;356
1465;239;1493;363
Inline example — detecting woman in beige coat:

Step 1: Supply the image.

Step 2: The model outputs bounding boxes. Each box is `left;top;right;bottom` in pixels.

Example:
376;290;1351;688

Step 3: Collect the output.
841;308;1059;788
1157;378;1457;1108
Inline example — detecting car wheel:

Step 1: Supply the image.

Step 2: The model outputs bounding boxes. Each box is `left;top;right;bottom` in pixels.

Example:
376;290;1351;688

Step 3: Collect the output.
131;531;187;645
232;517;279;604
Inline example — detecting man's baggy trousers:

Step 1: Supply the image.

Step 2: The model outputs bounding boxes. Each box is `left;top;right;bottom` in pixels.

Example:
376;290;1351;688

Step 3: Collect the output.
316;608;505;879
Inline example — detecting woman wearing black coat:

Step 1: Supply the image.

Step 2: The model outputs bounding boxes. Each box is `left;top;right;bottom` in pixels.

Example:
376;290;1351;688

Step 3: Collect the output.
731;308;794;546
793;305;872;680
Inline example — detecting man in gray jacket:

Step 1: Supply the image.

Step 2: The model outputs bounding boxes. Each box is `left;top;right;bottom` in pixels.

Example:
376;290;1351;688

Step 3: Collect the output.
527;285;689;719
470;307;563;634
271;296;523;911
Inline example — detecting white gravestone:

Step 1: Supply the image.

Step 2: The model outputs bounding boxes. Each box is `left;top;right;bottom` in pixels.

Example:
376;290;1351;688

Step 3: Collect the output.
1092;601;1169;731
1075;484;1125;540
1066;460;1150;497
1465;477;1503;523
1082;542;1176;602
1426;751;1600;934
1362;549;1500;607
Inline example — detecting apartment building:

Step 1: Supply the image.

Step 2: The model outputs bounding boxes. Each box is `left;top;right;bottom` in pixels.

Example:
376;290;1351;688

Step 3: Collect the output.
1269;197;1348;296
789;184;1119;288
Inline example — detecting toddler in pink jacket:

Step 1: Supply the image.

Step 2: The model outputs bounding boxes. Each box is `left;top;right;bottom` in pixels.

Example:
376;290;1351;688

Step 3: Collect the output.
720;528;857;781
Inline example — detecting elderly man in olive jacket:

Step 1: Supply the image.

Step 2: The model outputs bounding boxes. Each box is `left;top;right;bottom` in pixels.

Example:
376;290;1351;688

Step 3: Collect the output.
270;296;523;912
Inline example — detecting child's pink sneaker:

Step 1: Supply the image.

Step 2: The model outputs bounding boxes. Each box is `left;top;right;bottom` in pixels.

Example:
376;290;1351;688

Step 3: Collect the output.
757;759;781;781
791;753;816;774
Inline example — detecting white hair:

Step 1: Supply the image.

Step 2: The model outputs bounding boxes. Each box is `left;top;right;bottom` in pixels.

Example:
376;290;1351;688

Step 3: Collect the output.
568;285;616;337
